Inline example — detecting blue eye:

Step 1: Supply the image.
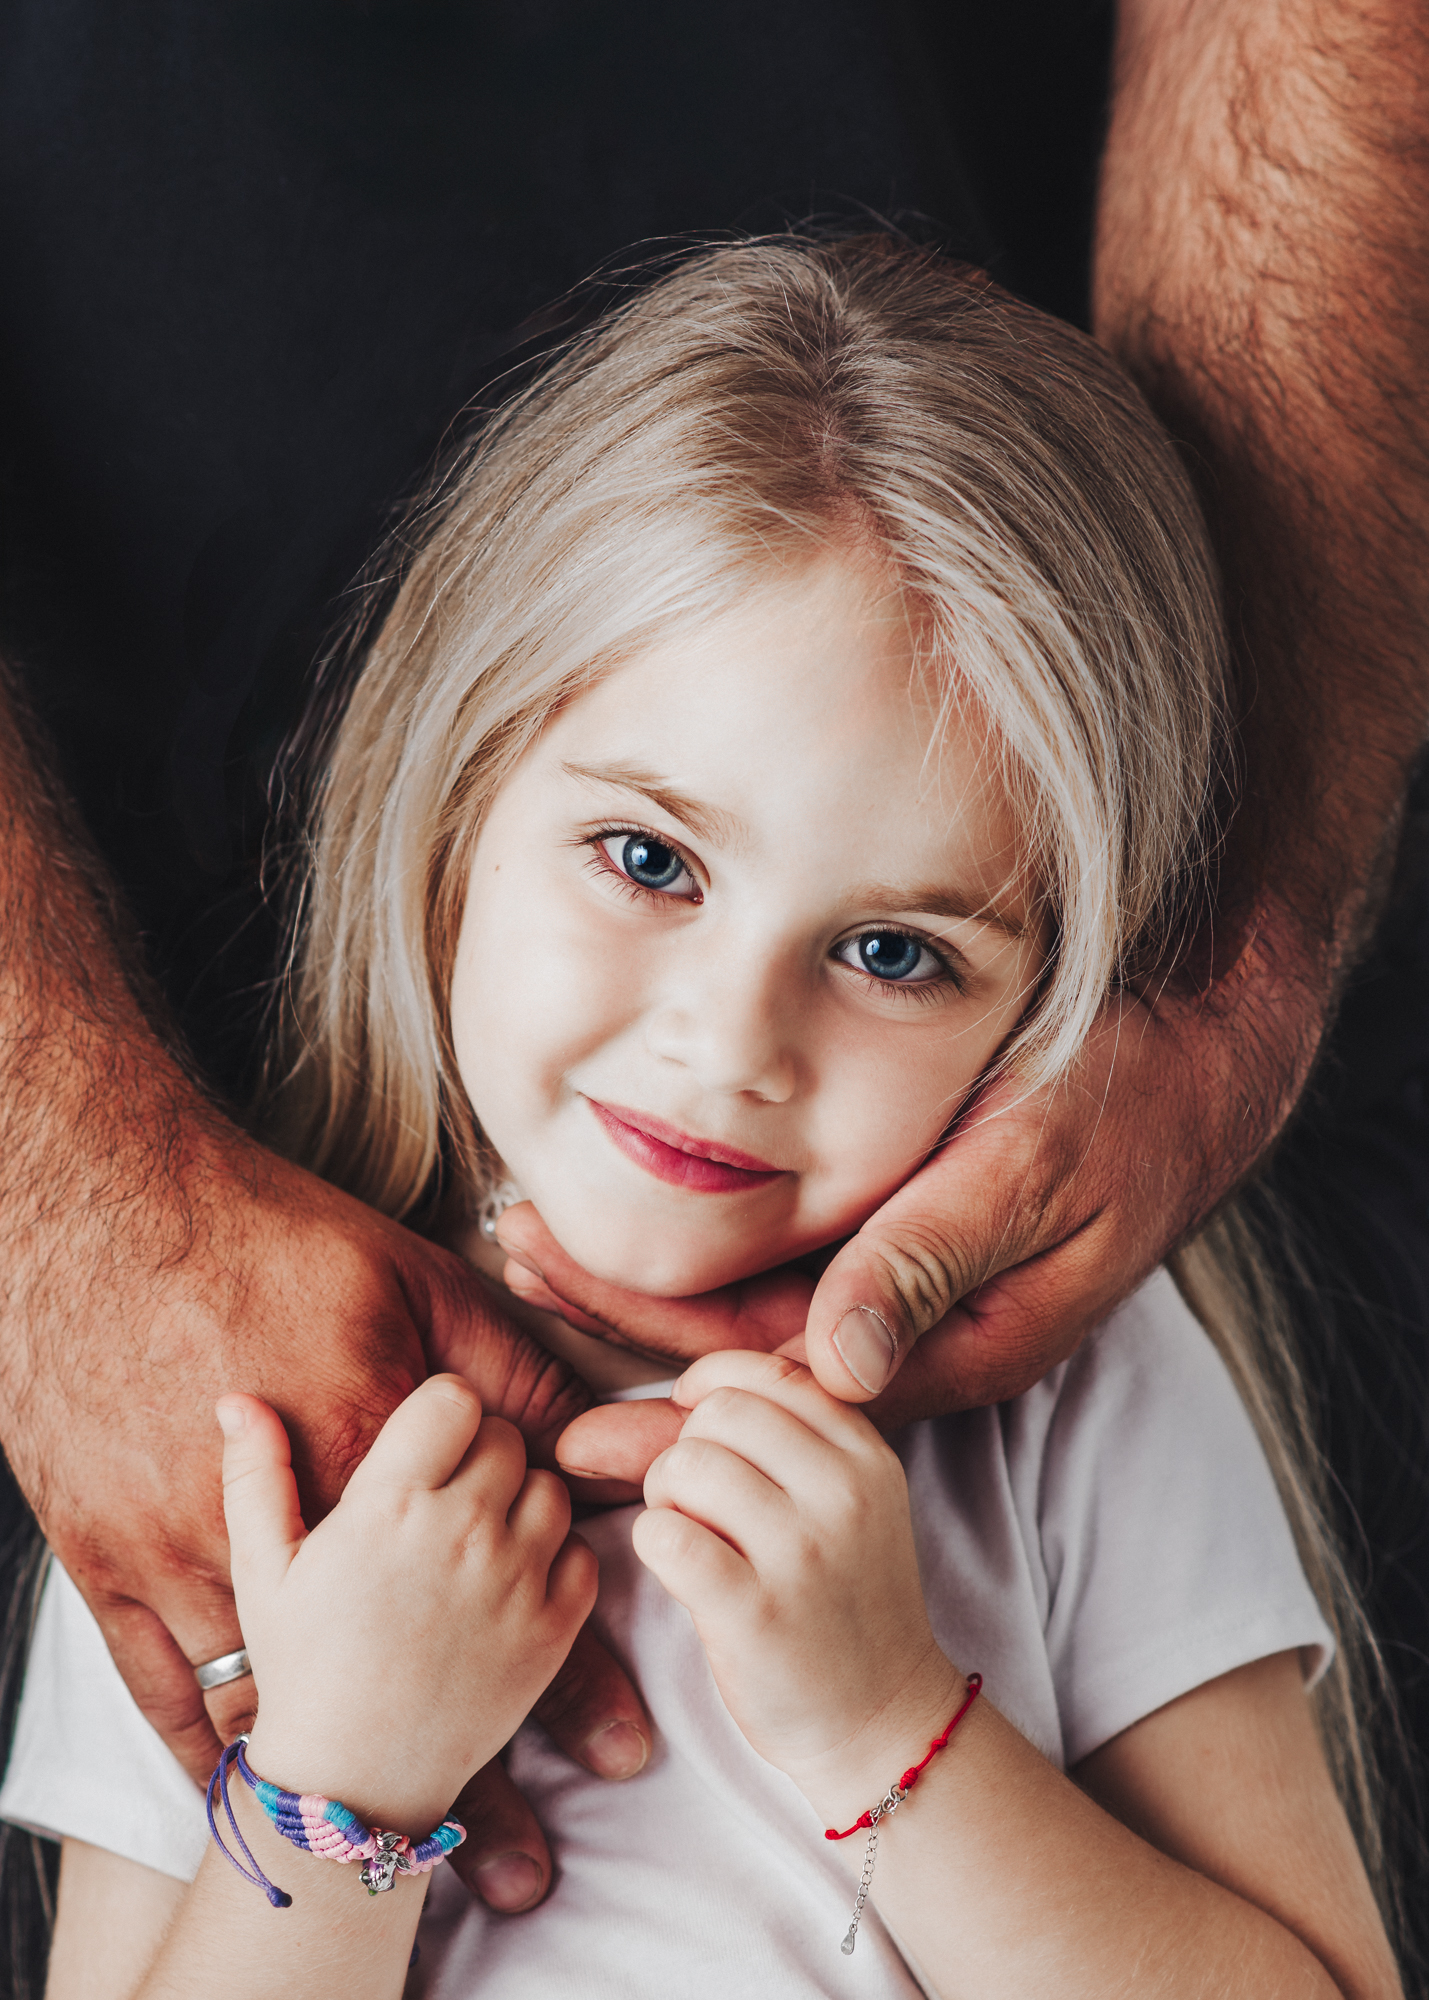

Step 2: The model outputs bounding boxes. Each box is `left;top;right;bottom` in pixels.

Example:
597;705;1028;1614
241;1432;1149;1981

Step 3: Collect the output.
597;831;700;900
836;930;942;983
622;835;683;888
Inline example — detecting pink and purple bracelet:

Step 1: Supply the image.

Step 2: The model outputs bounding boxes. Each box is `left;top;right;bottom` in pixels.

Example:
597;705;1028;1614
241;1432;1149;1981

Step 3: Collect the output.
207;1738;466;1906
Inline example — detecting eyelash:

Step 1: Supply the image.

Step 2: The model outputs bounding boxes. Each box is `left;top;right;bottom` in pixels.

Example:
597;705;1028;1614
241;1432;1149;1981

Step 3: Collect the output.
839;933;964;1004
581;825;965;999
582;826;704;907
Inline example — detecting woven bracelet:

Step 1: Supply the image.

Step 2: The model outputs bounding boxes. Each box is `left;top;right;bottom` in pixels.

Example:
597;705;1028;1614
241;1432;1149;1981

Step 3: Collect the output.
206;1737;466;1906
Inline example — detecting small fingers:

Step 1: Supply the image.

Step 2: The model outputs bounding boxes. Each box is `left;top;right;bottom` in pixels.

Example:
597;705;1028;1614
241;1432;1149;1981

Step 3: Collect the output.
643;1433;791;1560
676;1385;860;1501
544;1533;600;1631
217;1394;307;1596
505;1466;573;1557
448;1411;532;1518
671;1350;874;1453
348;1373;484;1498
632;1503;754;1618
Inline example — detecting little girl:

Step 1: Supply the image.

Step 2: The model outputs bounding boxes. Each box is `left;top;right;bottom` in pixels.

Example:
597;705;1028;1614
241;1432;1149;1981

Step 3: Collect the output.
0;238;1401;1997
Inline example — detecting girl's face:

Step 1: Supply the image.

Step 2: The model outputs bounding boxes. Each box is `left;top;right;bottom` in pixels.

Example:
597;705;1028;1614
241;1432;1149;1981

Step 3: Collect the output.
451;555;1044;1297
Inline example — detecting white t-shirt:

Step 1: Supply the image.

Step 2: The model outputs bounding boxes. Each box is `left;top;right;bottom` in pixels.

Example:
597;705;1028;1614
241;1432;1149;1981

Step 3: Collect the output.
0;1271;1331;1999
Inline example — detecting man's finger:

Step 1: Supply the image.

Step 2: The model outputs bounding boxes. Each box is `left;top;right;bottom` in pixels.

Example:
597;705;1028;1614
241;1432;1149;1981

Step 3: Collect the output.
503;1262;614;1338
803;1086;1073;1402
554;1399;685;1494
447;1756;554;1913
89;1594;226;1787
495;1203;811;1364
858;1209;1144;1425
529;1622;652;1782
204;1671;258;1744
416;1250;595;1466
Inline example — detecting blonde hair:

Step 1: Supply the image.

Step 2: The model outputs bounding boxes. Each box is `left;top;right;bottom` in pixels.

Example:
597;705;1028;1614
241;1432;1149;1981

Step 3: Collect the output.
1172;1206;1399;1935
270;234;1228;1216
266;234;1391;1917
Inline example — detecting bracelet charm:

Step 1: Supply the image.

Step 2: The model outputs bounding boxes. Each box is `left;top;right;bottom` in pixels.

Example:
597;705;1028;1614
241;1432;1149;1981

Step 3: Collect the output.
206;1738;466;1908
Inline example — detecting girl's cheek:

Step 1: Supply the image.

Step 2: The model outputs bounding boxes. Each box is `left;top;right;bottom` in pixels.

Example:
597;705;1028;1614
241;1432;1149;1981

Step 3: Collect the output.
456;881;654;1145
799;1031;985;1220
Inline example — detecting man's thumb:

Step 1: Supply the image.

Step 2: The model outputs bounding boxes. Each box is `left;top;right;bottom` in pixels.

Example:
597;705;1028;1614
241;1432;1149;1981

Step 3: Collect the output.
805;1180;978;1402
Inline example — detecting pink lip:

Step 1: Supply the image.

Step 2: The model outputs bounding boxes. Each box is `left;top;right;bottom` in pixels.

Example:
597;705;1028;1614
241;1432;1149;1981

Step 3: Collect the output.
587;1100;786;1194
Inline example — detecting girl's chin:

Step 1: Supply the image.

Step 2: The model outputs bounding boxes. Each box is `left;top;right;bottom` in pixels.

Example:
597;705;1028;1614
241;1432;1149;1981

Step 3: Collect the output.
551;1216;797;1299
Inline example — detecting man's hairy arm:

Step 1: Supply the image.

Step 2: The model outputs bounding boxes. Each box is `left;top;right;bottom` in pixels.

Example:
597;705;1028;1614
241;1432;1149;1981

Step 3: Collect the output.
1097;0;1429;959
0;671;649;1907
515;0;1429;1464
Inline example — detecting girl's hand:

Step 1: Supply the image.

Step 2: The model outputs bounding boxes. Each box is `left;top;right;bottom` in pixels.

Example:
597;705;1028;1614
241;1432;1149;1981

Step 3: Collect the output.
220;1375;598;1837
632;1350;961;1820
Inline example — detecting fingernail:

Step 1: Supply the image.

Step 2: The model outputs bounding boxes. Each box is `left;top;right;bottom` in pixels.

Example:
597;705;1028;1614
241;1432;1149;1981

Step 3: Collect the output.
583;1719;649;1780
832;1307;897;1394
472;1852;543;1911
215;1401;247;1438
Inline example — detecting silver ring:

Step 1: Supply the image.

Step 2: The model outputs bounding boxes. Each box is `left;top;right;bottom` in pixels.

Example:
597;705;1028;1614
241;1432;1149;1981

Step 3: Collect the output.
193;1647;252;1691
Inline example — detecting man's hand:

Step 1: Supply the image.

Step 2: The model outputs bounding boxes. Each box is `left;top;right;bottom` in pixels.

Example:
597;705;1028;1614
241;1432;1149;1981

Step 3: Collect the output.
11;1125;651;1907
0;673;649;1913
508;897;1322;1489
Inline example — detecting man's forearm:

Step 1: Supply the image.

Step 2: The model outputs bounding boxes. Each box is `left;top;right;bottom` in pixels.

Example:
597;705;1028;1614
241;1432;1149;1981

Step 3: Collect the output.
0;668;222;1511
1096;0;1429;973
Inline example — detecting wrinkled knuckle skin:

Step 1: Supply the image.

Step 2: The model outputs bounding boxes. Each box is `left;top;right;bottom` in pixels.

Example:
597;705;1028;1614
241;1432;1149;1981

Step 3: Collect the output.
498;1347;592;1462
292;1401;395;1513
868;1226;961;1337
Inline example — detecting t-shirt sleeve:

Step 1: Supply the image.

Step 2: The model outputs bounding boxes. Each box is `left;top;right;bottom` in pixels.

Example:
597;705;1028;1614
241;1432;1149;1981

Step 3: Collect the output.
1031;1268;1334;1767
0;1559;209;1880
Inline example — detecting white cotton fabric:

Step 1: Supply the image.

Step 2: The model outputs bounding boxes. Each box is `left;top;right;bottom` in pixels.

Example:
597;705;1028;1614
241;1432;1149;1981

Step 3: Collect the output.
0;1556;212;1881
0;1270;1331;1999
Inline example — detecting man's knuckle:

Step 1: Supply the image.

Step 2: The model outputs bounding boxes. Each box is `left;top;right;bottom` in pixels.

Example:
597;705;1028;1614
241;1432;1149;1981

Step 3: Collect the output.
869;1226;963;1327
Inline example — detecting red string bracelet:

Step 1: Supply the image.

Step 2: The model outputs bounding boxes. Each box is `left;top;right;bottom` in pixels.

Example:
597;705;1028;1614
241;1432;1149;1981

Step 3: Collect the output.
825;1673;982;1955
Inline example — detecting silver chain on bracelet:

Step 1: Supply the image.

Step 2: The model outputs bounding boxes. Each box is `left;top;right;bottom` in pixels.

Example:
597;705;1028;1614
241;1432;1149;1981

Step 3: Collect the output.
841;1781;908;1955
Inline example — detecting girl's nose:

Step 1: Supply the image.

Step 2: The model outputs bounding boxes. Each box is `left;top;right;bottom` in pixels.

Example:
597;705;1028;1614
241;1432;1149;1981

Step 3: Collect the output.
642;961;798;1104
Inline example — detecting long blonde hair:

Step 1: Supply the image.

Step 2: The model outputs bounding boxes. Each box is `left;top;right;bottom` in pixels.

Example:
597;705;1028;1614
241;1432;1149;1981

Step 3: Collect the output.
270;235;1228;1217
265;235;1389;1904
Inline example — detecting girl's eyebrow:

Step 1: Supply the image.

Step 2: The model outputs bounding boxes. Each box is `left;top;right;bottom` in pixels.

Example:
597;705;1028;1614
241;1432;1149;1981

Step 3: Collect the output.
560;759;743;846
846;881;1031;942
563;759;1029;940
